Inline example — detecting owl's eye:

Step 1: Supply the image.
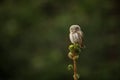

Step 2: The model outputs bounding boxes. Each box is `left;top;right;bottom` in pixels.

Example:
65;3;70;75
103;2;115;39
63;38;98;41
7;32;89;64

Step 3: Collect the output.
71;27;74;30
75;27;79;30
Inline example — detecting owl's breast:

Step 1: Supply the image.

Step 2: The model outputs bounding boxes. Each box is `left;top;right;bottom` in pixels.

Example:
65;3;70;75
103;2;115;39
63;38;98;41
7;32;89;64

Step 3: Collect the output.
69;32;79;43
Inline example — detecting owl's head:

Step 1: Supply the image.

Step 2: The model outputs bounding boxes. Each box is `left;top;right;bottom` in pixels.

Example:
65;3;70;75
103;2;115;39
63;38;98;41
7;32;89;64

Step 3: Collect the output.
69;25;81;33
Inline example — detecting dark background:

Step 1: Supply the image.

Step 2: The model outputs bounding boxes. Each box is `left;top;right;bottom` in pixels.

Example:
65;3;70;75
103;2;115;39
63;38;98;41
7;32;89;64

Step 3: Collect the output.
0;0;120;80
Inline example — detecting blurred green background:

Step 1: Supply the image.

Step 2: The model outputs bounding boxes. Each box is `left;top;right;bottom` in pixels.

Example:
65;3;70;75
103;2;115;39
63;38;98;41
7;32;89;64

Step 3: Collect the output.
0;0;120;80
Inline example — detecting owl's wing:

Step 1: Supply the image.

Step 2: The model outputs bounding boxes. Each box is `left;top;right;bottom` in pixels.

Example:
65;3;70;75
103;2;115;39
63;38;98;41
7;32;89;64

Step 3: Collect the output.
78;31;85;48
79;30;83;38
77;31;84;47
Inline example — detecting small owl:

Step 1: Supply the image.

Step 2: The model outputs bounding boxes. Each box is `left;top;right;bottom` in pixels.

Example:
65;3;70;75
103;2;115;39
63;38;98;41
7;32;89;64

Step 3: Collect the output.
69;25;84;48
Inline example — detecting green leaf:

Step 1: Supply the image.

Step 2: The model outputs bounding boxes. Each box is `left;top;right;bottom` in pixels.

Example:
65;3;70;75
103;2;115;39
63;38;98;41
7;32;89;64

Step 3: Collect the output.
67;64;73;71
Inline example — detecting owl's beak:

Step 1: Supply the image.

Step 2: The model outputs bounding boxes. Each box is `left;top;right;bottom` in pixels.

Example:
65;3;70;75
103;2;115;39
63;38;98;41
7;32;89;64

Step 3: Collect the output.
73;30;76;32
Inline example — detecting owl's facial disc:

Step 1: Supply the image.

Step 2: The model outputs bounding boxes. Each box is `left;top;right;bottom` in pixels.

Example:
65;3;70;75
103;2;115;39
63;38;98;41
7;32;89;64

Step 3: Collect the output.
70;27;75;32
70;25;81;32
75;26;80;31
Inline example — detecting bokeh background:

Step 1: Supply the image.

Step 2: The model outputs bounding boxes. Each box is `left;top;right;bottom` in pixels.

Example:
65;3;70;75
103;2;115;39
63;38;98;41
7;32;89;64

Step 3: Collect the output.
0;0;120;80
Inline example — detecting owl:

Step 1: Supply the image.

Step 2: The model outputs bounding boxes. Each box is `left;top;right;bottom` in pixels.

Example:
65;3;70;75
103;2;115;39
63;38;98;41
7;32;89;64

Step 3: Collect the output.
69;25;84;48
